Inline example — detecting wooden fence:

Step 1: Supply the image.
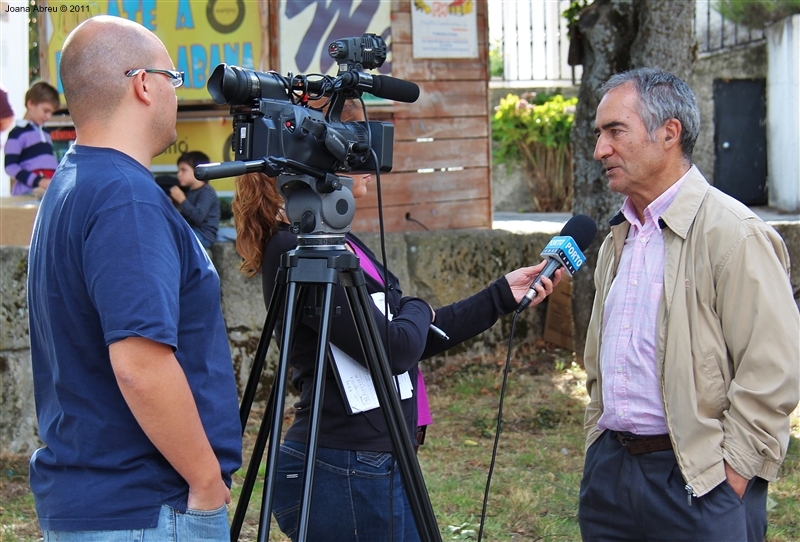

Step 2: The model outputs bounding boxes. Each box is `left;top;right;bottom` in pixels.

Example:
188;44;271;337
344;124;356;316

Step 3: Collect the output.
266;0;493;234
355;1;492;232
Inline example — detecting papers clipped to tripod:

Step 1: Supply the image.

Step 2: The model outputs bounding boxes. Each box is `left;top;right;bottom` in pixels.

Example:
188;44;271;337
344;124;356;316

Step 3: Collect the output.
329;292;413;414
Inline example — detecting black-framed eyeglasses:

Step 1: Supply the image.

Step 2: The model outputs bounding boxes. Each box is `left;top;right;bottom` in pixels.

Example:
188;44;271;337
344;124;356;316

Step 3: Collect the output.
125;68;184;88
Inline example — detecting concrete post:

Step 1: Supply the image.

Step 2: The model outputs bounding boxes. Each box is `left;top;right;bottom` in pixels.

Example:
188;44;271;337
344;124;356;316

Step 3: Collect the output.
767;14;800;212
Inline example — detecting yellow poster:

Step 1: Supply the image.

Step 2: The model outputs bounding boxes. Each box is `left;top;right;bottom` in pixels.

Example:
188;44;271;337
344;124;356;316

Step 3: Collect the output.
41;0;264;103
153;117;237;192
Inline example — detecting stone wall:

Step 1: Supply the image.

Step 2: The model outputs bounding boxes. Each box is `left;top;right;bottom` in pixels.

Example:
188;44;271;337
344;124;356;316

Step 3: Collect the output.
0;229;557;454
0;247;36;454
6;222;800;454
4;223;799;454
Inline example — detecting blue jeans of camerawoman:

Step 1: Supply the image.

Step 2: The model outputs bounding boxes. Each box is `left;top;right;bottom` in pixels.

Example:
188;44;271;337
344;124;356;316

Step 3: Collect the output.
272;440;421;542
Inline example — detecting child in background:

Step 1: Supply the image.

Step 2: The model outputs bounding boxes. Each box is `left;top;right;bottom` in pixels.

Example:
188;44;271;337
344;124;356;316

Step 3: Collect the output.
0;84;15;133
169;151;220;248
4;81;60;196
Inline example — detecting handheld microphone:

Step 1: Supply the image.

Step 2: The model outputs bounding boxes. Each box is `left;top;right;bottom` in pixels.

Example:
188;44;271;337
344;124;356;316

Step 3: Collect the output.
516;214;598;313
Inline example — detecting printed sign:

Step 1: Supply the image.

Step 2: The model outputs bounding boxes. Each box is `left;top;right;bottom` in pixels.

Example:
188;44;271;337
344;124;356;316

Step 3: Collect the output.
411;0;478;58
40;0;264;102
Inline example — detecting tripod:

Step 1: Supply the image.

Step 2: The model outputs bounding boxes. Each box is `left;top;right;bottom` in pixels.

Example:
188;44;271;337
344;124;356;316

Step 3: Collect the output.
229;235;442;542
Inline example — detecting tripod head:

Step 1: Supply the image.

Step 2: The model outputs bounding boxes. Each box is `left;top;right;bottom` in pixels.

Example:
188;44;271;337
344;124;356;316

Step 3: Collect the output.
277;172;354;239
196;154;356;238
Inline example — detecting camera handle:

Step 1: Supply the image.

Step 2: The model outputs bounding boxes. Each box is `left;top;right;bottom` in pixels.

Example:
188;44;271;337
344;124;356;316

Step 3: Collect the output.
230;243;442;542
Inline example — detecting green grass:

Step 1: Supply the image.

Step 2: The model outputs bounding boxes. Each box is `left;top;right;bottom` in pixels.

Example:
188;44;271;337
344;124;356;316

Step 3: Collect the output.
419;350;588;541
3;345;800;541
0;454;38;542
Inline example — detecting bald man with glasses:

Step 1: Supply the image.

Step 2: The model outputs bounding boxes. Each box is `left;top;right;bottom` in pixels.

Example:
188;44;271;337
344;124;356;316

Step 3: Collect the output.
26;15;241;541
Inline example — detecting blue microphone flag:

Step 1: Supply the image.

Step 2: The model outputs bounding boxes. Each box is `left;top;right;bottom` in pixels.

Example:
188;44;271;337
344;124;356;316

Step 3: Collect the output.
539;236;586;276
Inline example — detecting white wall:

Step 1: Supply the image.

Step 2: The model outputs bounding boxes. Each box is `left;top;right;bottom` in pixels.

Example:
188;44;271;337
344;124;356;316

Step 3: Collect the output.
767;14;800;213
0;3;31;197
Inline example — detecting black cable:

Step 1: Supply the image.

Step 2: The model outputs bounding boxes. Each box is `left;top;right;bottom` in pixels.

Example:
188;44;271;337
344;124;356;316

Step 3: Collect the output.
477;310;520;542
368;121;397;541
360;99;372;157
389;454;396;538
405;212;429;231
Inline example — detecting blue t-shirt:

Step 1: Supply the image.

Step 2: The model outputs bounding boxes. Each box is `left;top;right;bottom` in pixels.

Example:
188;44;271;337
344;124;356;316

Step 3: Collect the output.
27;145;242;531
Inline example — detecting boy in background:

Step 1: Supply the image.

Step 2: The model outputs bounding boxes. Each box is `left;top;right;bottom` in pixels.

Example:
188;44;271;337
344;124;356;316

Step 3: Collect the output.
5;81;60;196
169;150;220;248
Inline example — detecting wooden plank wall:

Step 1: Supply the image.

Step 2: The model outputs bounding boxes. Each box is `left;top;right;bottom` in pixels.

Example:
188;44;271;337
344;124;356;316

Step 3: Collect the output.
269;0;492;234
356;0;491;233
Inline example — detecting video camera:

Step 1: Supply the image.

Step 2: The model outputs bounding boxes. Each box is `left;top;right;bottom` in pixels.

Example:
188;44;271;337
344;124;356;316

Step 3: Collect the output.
195;34;419;237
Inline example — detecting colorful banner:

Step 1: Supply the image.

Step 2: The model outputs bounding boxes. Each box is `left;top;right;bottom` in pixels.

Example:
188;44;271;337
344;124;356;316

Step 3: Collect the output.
279;0;391;76
40;0;264;102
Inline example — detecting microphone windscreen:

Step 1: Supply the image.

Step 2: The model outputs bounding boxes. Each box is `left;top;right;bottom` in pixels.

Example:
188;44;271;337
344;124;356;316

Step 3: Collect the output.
560;214;598;251
372;75;420;103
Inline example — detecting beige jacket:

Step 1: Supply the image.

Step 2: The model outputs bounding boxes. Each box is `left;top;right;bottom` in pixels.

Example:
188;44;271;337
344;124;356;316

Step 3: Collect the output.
584;166;800;497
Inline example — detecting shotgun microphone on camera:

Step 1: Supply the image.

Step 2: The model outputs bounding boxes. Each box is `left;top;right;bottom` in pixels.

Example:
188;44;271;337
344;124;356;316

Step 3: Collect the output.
335;71;420;103
516;214;598;313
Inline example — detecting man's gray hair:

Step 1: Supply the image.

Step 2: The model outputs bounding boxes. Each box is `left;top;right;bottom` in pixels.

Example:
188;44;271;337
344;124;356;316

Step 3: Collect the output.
601;68;701;160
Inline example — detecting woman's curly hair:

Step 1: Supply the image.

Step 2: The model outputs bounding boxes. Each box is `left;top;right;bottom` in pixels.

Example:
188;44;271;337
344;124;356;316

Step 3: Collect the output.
232;172;284;277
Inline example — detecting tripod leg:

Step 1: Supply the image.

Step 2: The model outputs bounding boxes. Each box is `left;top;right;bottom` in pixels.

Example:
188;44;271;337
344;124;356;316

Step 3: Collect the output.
238;268;287;432
255;279;305;542
240;247;441;541
258;283;339;541
230;380;277;542
230;279;285;540
341;271;442;542
232;273;306;541
294;282;337;542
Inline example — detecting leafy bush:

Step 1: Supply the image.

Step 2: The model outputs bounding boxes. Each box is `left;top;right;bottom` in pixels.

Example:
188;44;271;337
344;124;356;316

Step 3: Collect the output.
492;93;578;212
489;39;504;78
714;0;800;29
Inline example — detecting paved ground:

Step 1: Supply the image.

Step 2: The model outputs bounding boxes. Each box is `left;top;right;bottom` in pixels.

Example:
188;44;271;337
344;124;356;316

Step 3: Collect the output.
493;206;800;234
218;207;800;242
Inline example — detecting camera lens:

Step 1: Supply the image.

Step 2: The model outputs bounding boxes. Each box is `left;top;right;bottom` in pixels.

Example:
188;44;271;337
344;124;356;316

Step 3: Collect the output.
207;64;290;106
207;64;258;105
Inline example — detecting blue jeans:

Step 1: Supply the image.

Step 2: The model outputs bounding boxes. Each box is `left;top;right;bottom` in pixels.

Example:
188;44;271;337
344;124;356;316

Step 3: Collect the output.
41;503;229;541
272;441;421;542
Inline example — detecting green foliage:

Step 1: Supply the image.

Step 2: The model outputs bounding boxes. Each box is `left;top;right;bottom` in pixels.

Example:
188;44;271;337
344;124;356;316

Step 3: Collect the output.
562;0;592;31
29;15;40;82
218;194;233;221
493;93;577;158
492;93;578;211
489;39;504;78
714;0;800;29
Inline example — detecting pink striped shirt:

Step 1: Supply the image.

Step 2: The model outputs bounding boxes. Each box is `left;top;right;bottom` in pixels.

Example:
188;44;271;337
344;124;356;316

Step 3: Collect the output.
597;173;687;435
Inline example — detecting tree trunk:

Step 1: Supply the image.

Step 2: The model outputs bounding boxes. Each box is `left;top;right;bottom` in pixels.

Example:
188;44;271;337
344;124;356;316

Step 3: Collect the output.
570;0;695;362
